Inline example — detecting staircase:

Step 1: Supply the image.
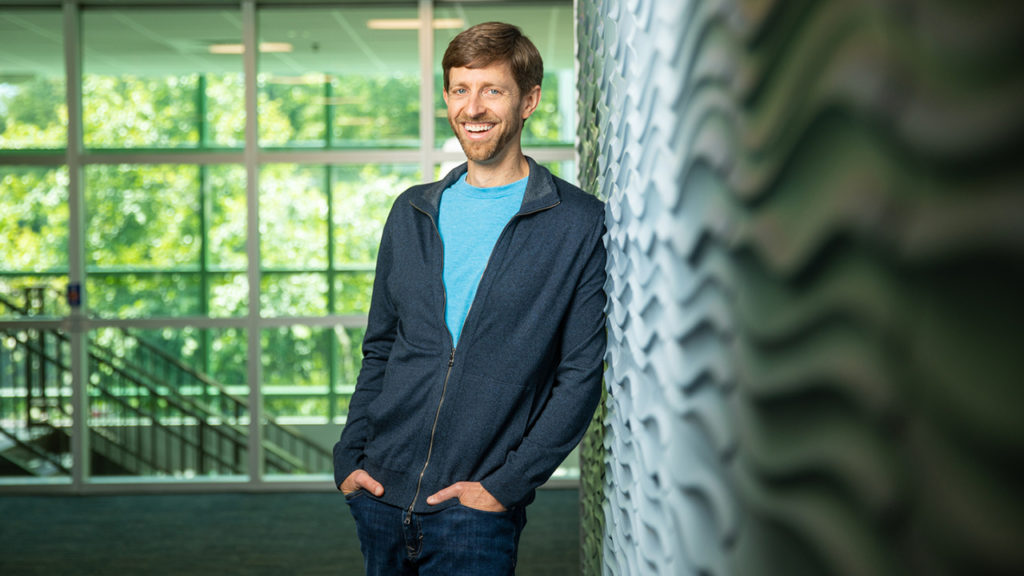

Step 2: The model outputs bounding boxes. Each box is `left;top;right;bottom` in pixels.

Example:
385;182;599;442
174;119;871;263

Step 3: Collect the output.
0;288;332;478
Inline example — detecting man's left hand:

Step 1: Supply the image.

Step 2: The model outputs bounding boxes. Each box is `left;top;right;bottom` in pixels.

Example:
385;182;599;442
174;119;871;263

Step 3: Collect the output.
426;481;507;512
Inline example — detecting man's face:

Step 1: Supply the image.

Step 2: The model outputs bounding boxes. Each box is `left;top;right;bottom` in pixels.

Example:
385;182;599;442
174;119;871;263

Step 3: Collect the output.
444;61;540;165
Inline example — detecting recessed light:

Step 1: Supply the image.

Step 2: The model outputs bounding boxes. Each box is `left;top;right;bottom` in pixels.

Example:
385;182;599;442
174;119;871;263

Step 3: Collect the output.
366;18;464;31
208;42;293;55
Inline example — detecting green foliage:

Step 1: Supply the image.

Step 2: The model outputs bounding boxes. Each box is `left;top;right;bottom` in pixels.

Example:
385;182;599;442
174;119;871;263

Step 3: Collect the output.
206;165;248;269
259;77;324;147
205;74;246;147
331;164;414;265
260;164;329;269
83;75;200;148
0;167;69;271
87;274;200;318
0;76;66;149
261;273;329;317
86;164;201;268
259;73;420;148
329;74;419;147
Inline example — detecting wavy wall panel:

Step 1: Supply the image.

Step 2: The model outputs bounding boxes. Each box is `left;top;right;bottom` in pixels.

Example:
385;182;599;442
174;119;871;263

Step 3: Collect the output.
576;1;1024;574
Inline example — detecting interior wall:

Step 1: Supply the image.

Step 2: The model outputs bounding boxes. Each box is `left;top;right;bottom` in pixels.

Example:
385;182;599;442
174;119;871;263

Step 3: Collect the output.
576;1;1024;574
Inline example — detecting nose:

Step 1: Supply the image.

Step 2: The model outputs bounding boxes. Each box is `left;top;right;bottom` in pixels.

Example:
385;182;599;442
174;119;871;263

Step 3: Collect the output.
465;91;485;117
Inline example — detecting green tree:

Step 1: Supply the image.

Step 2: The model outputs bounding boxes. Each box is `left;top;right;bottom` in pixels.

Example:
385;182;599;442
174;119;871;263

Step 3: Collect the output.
83;75;199;148
0;168;68;271
0;76;66;149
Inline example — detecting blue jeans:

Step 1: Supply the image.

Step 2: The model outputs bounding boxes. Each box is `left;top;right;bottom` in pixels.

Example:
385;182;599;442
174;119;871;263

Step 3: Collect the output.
346;491;527;575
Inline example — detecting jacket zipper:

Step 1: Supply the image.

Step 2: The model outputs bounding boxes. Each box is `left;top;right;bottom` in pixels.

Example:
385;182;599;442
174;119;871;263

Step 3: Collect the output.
406;347;455;525
406;202;456;525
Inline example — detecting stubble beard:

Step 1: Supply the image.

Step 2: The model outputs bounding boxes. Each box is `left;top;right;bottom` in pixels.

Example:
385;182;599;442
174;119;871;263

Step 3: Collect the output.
449;115;520;164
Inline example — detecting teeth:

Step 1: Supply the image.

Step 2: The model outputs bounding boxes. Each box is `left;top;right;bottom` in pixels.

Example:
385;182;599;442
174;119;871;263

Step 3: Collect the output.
466;123;493;133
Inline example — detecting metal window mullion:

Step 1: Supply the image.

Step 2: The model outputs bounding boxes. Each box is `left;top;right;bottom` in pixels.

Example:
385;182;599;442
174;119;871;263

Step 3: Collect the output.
325;80;334;149
419;0;434;182
63;0;90;491
198;74;209;147
242;0;263;485
199;164;211;388
325;166;338;422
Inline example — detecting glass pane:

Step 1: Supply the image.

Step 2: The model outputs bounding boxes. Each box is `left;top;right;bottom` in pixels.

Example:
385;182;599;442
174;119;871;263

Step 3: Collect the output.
88;327;249;479
85;164;223;319
540;159;577;185
261;272;328;317
1;166;70;319
207;165;248;269
0;326;73;481
86;164;200;270
260;164;327;270
82;8;244;149
87;273;201;318
433;3;575;148
258;6;420;148
261;325;359;476
209;273;248;318
0;166;68;266
0;276;69;319
86;273;247;319
0;10;66;150
334;326;365;417
205;74;246;148
331;163;416;267
84;164;248;318
332;272;374;316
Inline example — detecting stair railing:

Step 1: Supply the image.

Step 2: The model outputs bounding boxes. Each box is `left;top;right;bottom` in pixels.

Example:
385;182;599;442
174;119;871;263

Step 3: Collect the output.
1;287;332;477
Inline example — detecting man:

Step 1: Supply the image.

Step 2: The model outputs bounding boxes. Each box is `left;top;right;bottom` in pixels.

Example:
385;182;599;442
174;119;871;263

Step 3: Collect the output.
334;21;606;575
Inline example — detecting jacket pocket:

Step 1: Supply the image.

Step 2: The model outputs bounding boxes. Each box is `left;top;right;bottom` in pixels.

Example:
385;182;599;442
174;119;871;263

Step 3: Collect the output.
363;359;438;472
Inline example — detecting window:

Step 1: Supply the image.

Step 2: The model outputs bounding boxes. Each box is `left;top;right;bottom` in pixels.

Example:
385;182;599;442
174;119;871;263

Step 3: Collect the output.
0;10;65;151
82;8;244;149
0;1;577;487
258;7;421;149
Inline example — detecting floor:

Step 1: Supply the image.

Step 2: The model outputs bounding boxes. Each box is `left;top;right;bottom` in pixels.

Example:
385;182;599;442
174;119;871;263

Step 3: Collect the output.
0;488;581;575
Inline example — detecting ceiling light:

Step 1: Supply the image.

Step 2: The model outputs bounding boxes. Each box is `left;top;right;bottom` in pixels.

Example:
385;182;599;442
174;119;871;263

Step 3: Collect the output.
208;42;294;55
366;18;464;31
266;73;334;85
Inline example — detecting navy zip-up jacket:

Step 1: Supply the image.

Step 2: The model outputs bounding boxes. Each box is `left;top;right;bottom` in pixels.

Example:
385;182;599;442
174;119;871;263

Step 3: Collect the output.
333;157;606;513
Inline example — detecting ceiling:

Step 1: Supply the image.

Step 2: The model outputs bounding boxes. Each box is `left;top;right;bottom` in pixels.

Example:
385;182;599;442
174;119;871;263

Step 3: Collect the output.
0;2;575;80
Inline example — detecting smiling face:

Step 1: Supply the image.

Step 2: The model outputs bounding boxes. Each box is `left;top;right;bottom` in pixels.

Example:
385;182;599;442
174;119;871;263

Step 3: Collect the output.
443;61;541;168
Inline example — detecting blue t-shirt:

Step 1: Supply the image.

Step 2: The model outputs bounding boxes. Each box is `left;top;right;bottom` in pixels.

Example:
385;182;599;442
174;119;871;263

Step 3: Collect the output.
438;173;527;347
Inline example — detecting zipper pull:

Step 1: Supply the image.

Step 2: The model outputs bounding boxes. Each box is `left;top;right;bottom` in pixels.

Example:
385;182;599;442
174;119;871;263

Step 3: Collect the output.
448;348;455;367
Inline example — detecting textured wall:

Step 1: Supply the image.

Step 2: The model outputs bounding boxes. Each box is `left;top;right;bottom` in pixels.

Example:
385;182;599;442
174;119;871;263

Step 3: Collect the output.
577;1;1024;575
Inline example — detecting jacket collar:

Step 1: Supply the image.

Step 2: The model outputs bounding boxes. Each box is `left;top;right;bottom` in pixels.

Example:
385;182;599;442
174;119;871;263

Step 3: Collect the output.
409;156;560;219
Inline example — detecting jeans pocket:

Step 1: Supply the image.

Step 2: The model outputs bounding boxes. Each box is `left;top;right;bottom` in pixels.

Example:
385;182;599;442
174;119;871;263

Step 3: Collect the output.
455;500;513;517
344;488;367;502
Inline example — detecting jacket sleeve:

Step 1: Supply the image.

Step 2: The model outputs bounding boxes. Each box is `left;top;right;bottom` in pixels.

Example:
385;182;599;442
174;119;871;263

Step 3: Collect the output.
481;209;607;507
333;206;399;489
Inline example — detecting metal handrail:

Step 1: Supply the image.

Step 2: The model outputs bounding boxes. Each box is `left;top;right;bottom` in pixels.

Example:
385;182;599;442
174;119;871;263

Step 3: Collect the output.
116;327;331;470
0;422;71;475
8;327;248;475
1;288;332;476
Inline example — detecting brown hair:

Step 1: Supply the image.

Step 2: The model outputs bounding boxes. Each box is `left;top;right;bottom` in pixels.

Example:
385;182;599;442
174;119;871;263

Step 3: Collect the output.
442;21;544;96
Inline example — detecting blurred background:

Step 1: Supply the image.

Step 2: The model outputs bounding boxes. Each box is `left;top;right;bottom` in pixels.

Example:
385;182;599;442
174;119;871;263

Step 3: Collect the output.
3;0;1024;575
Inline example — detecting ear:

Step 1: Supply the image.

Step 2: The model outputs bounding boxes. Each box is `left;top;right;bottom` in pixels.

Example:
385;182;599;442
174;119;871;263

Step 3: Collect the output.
520;85;541;120
442;88;450;106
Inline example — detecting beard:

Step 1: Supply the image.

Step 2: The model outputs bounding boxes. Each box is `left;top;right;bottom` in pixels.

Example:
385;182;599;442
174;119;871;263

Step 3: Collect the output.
448;114;521;164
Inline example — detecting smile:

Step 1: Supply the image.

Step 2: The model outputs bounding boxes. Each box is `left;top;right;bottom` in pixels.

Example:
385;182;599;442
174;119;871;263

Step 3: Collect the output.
464;123;495;133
